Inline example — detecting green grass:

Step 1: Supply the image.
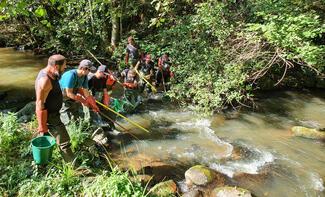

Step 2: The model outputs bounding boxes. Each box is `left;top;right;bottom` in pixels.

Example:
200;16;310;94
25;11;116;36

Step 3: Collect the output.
0;113;151;196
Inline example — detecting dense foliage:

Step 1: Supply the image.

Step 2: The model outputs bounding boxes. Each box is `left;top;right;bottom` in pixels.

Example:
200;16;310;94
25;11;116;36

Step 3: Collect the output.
1;0;324;114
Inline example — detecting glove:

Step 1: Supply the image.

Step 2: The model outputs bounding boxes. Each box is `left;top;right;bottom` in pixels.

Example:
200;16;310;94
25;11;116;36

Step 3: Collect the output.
106;74;116;86
77;89;85;97
103;93;110;106
86;96;100;112
123;82;137;89
74;94;89;107
36;109;48;134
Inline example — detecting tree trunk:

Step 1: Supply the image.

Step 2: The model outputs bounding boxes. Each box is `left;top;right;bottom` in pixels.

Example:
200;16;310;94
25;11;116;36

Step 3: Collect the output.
111;0;121;50
111;14;119;49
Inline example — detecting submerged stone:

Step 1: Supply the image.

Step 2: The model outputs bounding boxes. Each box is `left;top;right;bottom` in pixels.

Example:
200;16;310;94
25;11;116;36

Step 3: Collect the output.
116;153;176;182
185;165;221;187
291;126;325;140
211;186;252;197
149;180;177;196
181;189;203;197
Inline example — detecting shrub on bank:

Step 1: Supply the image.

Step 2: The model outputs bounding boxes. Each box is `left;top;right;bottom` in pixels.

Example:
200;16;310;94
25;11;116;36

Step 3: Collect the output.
0;113;150;196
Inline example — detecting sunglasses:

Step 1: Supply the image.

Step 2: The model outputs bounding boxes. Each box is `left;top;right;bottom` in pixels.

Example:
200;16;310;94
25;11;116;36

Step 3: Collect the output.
84;67;90;71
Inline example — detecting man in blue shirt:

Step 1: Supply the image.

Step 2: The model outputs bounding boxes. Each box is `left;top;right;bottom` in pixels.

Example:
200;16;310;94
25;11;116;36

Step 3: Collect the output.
59;59;99;125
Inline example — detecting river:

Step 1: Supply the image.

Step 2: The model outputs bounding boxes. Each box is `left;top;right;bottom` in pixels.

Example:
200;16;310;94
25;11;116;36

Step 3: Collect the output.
1;48;324;197
0;48;46;101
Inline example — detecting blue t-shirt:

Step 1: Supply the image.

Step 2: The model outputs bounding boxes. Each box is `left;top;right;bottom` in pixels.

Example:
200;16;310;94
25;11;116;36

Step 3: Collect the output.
59;69;88;90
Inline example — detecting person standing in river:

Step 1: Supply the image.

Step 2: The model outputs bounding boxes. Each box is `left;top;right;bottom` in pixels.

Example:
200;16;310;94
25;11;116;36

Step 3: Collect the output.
86;64;113;127
35;54;75;162
156;53;172;90
125;36;142;68
59;59;100;126
138;54;155;94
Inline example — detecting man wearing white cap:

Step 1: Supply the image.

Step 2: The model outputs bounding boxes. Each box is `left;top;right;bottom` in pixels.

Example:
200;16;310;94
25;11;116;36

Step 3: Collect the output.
59;59;100;125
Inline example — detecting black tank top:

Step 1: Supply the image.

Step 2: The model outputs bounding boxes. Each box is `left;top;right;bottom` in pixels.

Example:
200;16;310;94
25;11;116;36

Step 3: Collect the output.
35;69;63;113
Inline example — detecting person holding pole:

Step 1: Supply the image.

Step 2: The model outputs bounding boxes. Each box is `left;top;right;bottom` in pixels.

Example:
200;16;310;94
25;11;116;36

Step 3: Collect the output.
138;54;155;94
59;59;100;125
86;64;113;127
156;53;172;91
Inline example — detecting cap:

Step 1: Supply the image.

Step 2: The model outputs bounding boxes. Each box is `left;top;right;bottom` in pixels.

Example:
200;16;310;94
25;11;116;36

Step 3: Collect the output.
78;59;96;71
97;65;106;72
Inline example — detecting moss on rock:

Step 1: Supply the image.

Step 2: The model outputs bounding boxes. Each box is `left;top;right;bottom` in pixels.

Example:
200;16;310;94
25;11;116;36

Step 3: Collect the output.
185;165;218;186
149;180;177;197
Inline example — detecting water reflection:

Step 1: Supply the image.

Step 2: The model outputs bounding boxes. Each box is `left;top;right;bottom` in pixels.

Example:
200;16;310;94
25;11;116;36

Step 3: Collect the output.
0;48;46;100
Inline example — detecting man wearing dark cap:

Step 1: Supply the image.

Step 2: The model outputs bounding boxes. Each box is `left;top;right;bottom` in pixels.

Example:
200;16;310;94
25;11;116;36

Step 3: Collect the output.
35;54;75;162
59;59;100;125
88;65;110;106
85;64;113;128
139;54;155;93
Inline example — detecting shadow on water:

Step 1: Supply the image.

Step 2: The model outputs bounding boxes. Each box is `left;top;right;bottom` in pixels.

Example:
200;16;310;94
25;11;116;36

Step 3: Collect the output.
0;85;35;111
0;48;45;111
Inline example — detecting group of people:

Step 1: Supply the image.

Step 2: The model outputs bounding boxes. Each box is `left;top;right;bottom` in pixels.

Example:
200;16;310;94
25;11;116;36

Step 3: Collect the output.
124;36;173;93
35;36;173;163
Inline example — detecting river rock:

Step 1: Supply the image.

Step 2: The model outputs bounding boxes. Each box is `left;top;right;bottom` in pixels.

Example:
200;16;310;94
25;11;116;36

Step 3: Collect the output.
116;153;176;181
149;180;177;197
211;186;252;197
316;77;325;88
185;165;223;187
181;189;203;197
16;101;35;123
291;126;325;140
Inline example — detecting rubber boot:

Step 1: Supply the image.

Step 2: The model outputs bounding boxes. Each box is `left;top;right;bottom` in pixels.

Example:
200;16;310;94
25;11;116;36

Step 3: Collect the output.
60;141;75;163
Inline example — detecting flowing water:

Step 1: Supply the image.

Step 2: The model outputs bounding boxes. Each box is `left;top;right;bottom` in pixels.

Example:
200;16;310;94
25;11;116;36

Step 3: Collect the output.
2;48;325;196
0;48;46;101
115;94;325;197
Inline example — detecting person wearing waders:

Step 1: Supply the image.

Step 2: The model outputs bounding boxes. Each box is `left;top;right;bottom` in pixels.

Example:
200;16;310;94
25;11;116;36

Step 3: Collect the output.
86;64;114;128
121;69;142;111
35;54;75;162
138;54;155;94
59;59;100;126
156;53;172;90
125;36;142;68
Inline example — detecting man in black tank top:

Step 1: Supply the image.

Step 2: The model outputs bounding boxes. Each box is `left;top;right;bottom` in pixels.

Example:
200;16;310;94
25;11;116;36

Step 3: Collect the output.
35;54;75;162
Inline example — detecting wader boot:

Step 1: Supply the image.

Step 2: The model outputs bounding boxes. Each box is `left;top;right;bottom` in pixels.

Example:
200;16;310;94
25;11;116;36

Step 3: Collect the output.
48;112;75;163
60;99;82;126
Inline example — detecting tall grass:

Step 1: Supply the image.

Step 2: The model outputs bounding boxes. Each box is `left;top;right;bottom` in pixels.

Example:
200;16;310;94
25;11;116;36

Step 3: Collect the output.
0;113;151;196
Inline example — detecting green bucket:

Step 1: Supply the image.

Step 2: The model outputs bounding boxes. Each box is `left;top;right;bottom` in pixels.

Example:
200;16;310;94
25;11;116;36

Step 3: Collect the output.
31;136;56;165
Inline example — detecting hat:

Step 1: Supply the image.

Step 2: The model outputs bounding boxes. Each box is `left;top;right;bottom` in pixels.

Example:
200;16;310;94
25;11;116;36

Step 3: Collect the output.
97;65;106;72
78;59;96;71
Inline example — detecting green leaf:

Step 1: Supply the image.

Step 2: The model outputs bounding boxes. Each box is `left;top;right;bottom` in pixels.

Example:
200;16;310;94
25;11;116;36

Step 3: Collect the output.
0;0;6;9
35;7;47;17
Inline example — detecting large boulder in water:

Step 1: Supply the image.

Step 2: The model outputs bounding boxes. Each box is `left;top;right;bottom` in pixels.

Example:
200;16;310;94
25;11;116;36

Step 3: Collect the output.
149;180;178;196
116;153;176;182
185;165;225;187
291;126;325;140
211;186;252;197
